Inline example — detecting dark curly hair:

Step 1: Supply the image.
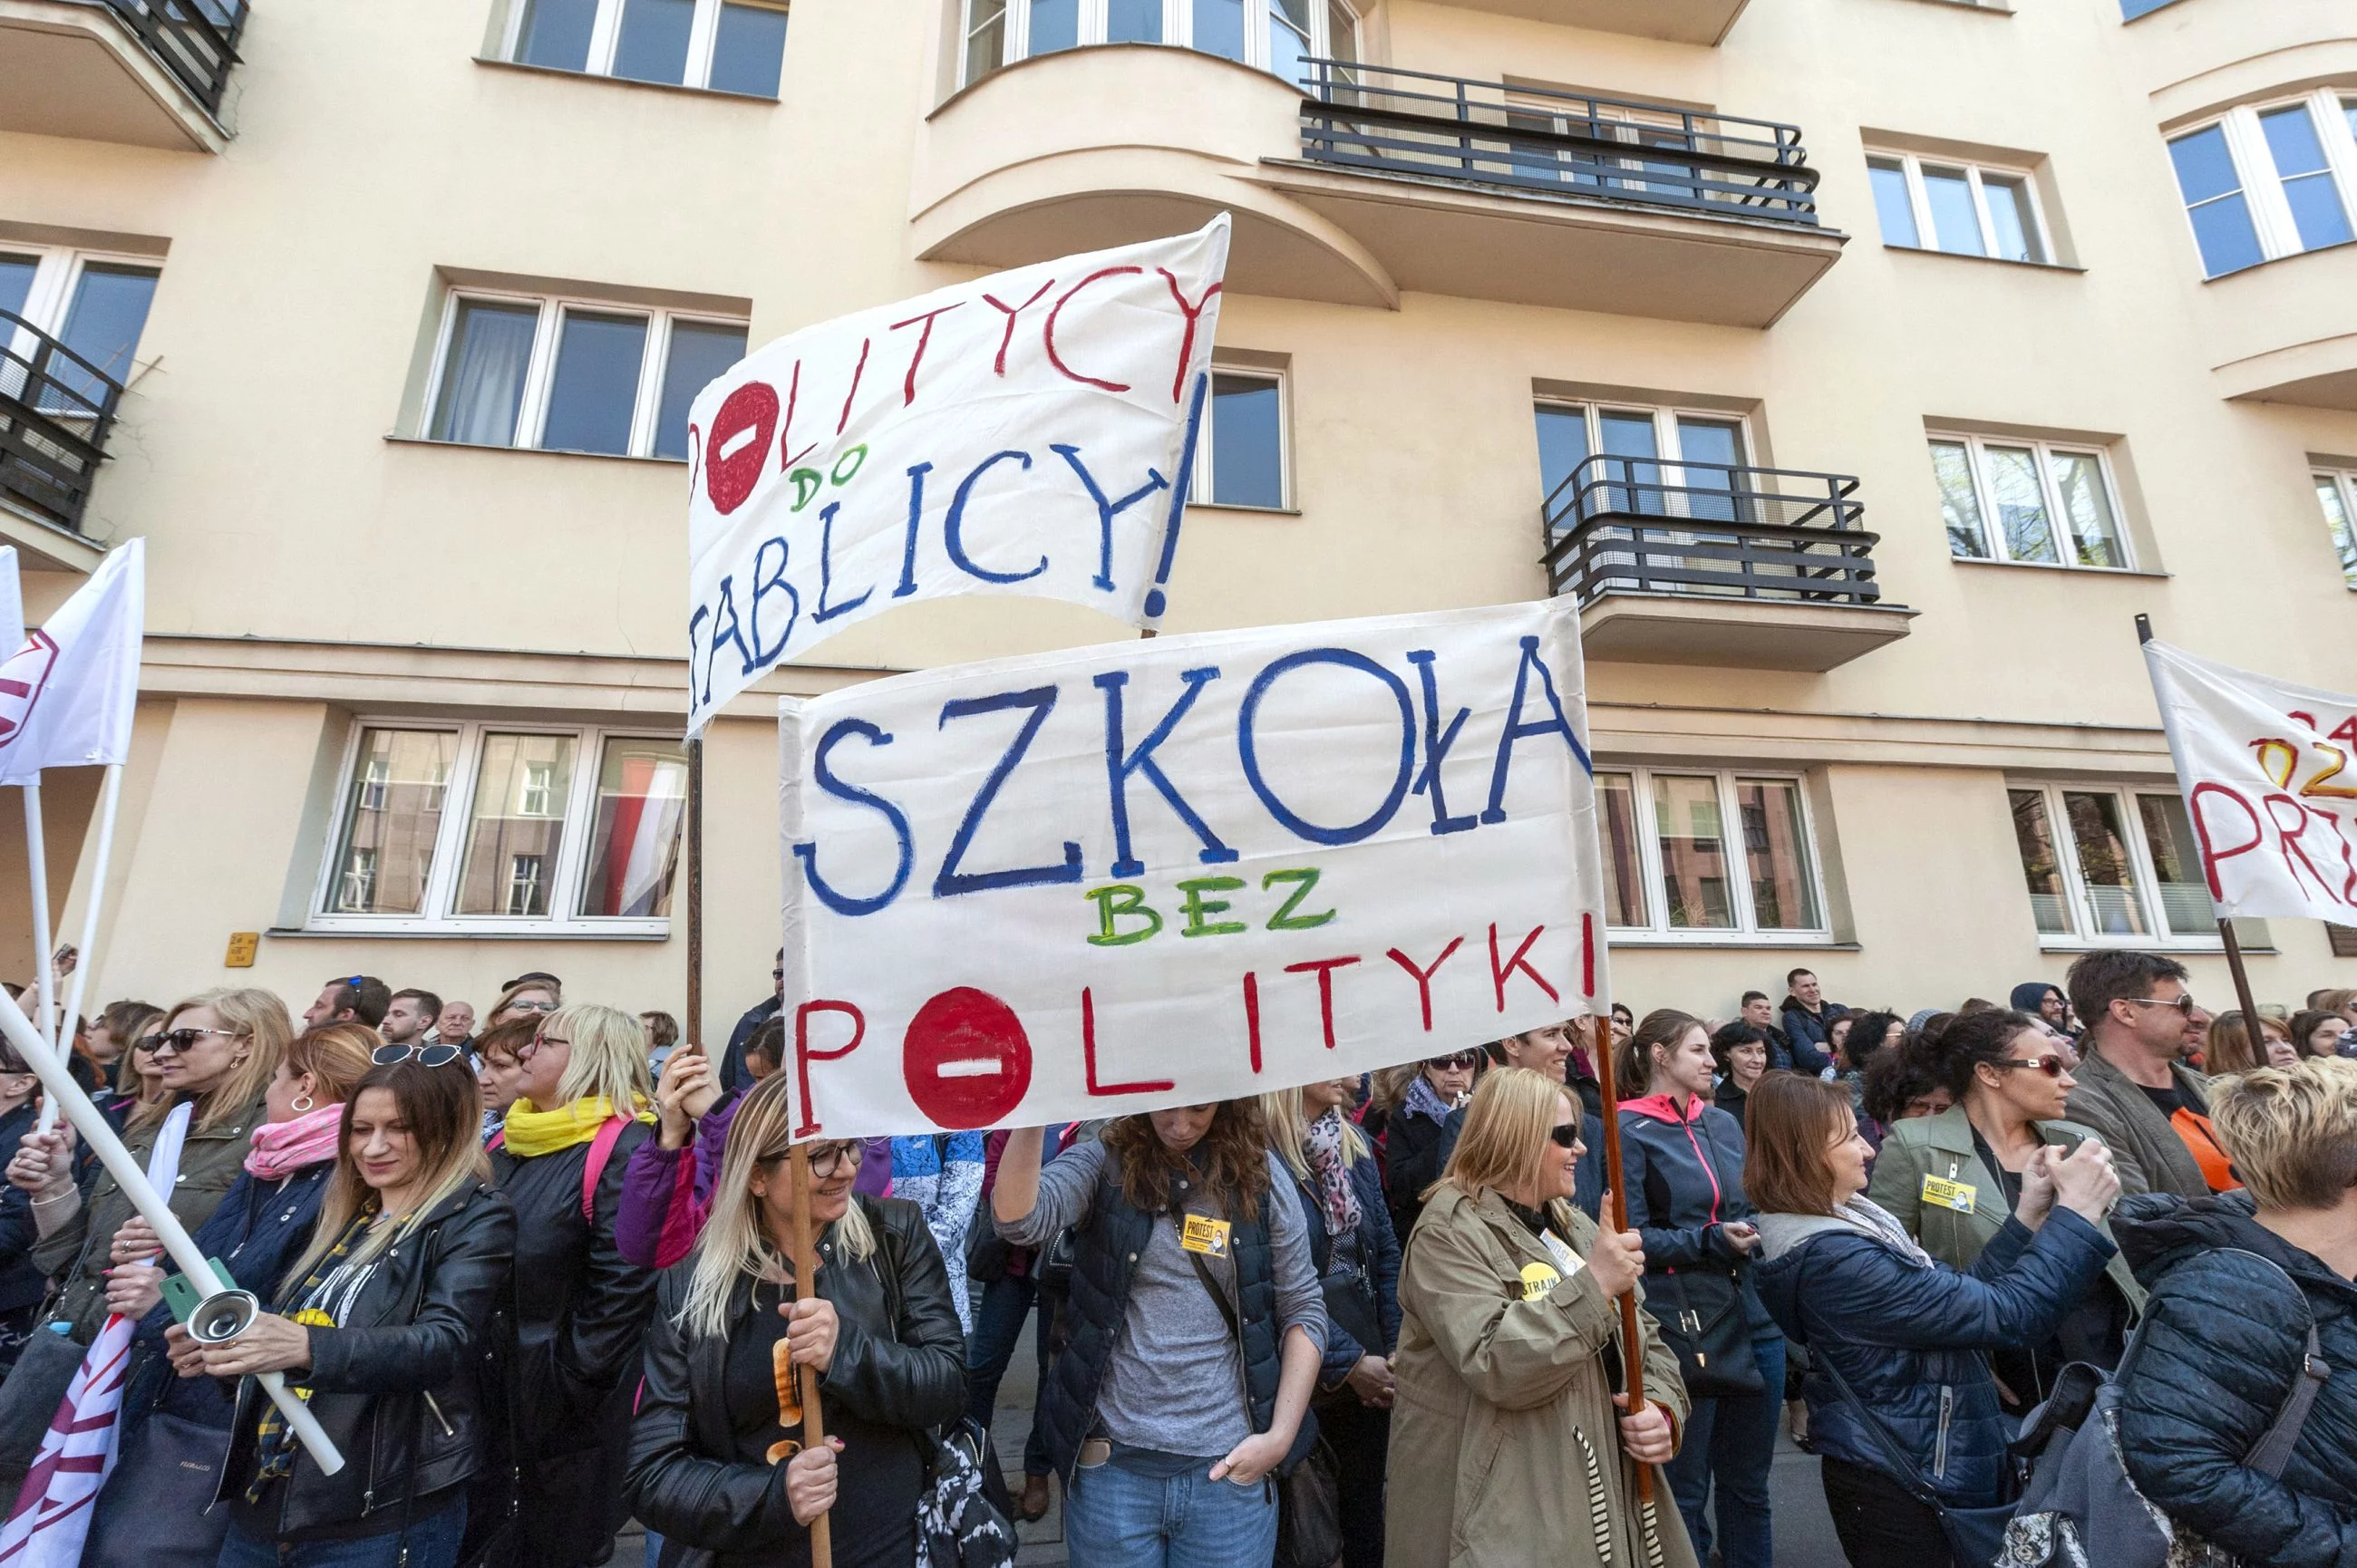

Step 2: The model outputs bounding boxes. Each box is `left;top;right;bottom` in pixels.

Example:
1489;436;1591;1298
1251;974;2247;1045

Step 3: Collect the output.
1843;1011;1906;1074
1861;1039;1945;1128
1919;1007;2043;1102
1101;1099;1272;1223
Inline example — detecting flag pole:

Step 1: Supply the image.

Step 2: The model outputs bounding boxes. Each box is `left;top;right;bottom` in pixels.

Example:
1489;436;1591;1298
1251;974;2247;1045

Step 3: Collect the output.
2137;615;2267;1042
53;763;122;1108
685;738;703;1057
1586;1003;1652;1505
788;1143;832;1568
22;781;56;1056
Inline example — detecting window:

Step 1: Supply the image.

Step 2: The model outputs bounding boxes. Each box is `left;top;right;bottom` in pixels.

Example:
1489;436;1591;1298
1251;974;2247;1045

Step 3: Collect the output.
1866;152;2050;263
2010;784;2217;945
1198;370;1287;508
315;723;688;933
423;288;747;460
958;0;1353;88
1925;432;2129;569
1596;767;1830;942
2120;0;2177;15
1534;401;1747;525
509;0;789;96
2314;469;2357;589
0;246;161;407
2168;92;2357;277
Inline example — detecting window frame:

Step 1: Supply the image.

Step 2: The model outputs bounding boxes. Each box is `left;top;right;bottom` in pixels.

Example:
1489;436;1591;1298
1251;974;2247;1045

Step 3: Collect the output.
1865;150;2053;265
419;286;747;460
2008;780;2225;951
2168;89;2357;277
959;0;1356;89
1532;399;1753;523
503;0;790;96
2313;467;2357;590
1925;431;2134;571
1194;364;1293;511
306;718;685;937
1596;764;1834;946
0;244;164;394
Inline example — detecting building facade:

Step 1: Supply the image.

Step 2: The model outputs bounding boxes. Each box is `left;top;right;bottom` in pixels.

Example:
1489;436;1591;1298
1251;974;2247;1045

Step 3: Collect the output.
0;0;2350;1029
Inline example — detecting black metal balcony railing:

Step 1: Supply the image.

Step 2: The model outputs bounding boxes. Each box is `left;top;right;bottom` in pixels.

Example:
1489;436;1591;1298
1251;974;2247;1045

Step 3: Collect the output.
1298;61;1819;227
0;310;126;535
1542;455;1881;605
100;0;247;115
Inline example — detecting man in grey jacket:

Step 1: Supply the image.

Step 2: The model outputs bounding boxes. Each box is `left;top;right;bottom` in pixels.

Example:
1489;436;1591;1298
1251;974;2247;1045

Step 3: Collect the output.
2061;950;2221;1198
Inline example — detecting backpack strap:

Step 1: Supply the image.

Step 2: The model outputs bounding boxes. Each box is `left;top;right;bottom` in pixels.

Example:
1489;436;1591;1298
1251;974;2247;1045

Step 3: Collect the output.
2216;1249;2331;1477
581;1115;629;1223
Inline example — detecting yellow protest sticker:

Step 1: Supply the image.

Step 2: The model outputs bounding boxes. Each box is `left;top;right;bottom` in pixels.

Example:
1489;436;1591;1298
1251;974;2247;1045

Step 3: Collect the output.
1179;1214;1233;1258
1518;1261;1560;1301
1921;1176;1977;1215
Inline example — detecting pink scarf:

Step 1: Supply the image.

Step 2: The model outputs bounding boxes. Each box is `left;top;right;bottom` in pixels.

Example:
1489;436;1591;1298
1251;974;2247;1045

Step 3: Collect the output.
246;1100;344;1179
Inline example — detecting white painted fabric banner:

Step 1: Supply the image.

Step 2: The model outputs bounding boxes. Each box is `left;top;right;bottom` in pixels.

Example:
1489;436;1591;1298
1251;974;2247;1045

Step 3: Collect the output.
685;218;1231;734
0;538;142;787
776;598;1606;1139
2144;637;2357;924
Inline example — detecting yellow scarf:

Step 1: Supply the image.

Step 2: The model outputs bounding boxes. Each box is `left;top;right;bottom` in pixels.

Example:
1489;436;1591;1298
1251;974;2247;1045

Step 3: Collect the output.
500;1095;652;1157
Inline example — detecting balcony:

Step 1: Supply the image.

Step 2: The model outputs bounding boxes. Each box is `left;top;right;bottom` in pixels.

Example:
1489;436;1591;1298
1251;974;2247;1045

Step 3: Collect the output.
1261;63;1847;326
0;311;123;546
1543;456;1915;670
1420;0;1753;46
0;0;246;152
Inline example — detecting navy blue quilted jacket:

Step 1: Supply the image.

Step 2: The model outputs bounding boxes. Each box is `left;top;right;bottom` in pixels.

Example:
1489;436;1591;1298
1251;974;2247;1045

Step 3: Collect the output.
2112;1193;2357;1568
1753;1205;2114;1505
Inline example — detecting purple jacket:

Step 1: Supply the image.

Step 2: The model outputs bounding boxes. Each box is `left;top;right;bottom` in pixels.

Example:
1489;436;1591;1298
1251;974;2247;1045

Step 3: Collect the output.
615;1091;743;1270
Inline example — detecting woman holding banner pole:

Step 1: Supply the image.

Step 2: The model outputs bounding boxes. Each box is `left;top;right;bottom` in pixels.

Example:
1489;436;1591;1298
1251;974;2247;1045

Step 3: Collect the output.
1385;1065;1693;1568
993;1099;1326;1567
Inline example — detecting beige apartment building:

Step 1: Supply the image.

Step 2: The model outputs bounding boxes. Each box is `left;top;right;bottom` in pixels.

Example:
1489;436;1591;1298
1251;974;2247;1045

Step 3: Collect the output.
0;0;2351;1031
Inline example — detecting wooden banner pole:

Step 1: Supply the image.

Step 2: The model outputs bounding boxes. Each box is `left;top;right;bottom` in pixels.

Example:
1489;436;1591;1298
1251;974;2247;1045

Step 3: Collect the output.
788;1143;832;1568
685;738;703;1056
1587;1009;1651;1503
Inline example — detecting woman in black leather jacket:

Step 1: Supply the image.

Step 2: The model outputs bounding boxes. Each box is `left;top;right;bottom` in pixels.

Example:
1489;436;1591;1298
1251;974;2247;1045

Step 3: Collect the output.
626;1074;966;1568
183;1054;515;1568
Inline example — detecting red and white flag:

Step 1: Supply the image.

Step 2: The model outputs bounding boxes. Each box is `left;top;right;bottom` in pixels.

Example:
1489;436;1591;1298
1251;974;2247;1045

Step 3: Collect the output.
0;539;141;787
0;1101;190;1568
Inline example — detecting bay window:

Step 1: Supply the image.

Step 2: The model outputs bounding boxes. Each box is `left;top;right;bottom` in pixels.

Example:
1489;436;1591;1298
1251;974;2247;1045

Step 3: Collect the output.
959;0;1355;89
2009;783;2217;945
2168;92;2357;278
1598;768;1830;942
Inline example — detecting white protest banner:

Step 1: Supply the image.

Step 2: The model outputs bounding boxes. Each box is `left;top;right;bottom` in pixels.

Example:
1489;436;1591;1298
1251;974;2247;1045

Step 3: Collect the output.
776;598;1605;1138
0;538;142;786
0;547;22;663
2144;638;2357;923
687;218;1231;733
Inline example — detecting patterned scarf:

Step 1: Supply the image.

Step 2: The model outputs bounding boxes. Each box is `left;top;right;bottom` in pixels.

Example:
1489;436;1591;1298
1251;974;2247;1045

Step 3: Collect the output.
245;1101;344;1179
1302;1108;1361;1235
1403;1073;1457;1127
247;1212;385;1498
1831;1195;1936;1270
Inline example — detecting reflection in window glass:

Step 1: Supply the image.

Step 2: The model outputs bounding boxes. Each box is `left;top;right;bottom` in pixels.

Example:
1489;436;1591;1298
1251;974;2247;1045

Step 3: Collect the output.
2258;105;2353;254
1653;774;1734;929
2048;450;2125;567
1929;440;1989;559
326;730;456;916
1108;0;1160;42
1194;0;1245;61
517;0;597;69
1922;167;1985;256
1738;779;1820;931
1324;0;1355;61
431;300;539;446
1981;175;2044;263
1209;373;1284;508
1268;0;1313;86
1535;403;1591;520
2010;789;2071;935
540;310;648;455
2168;126;2264;277
585;739;690;916
1867;159;1918;248
963;0;1005;82
1984;444;2060;564
1029;0;1079;52
0;254;38;322
655;321;749;460
1596;773;1648;929
2062;790;2150;936
2314;472;2357;588
612;0;694;82
457;735;577;916
710;2;788;96
55;266;160;403
2137;793;2214;936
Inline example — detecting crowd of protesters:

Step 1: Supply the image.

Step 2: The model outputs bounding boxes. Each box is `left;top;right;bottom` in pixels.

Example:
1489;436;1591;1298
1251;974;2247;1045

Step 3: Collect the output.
0;953;2345;1568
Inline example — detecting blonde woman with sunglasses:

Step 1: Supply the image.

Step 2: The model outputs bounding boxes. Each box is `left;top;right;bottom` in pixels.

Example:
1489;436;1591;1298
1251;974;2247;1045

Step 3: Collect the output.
490;1002;656;1568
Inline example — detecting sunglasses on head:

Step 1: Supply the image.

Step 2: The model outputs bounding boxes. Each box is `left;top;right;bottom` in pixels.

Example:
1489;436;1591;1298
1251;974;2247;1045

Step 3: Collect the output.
372;1042;464;1069
1427;1050;1483;1072
1547;1122;1582;1149
1991;1053;2068;1079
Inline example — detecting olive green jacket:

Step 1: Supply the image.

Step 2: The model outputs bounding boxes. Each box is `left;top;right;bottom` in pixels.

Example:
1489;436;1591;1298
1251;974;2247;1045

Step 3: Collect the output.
1866;1105;2145;1313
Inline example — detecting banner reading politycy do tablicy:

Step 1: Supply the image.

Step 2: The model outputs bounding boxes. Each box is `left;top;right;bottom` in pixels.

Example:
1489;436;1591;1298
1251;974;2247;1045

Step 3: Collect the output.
684;218;1232;734
2144;638;2357;923
776;598;1607;1139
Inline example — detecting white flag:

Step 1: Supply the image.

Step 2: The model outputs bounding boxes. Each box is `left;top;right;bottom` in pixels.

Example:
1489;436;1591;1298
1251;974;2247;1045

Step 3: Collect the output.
0;540;142;786
2143;637;2357;924
0;549;23;665
686;218;1230;734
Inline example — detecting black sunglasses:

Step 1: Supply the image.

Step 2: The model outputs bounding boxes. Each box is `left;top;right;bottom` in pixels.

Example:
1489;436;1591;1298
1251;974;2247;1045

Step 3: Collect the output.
372;1042;463;1068
1990;1054;2068;1079
1426;1050;1483;1072
1547;1122;1582;1149
152;1027;247;1056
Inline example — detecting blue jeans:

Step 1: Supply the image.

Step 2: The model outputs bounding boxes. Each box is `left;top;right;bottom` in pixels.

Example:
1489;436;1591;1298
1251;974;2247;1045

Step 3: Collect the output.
1064;1457;1277;1568
1663;1331;1784;1568
965;1272;1052;1476
218;1495;468;1568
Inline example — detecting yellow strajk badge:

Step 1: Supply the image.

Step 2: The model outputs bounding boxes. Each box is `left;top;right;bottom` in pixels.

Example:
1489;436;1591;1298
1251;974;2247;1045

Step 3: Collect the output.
1179;1214;1233;1258
1921;1176;1977;1214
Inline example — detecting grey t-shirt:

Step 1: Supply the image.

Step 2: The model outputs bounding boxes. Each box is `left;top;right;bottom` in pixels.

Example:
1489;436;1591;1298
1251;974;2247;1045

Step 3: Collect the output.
998;1139;1326;1458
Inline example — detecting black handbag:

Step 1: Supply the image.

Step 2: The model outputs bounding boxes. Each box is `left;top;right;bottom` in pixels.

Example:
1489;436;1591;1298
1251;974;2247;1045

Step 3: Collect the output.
1274;1436;1344;1568
86;1408;235;1568
1651;1266;1763;1399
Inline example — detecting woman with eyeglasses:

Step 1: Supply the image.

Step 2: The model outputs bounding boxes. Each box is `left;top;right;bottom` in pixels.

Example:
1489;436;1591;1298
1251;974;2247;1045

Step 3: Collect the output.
488;978;564;1030
493;1003;657;1568
1867;1007;2147;1404
170;1054;515;1568
98;1001;170;1116
8;988;293;1344
1376;1048;1484;1245
626;1073;967;1568
82;1023;380;1568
